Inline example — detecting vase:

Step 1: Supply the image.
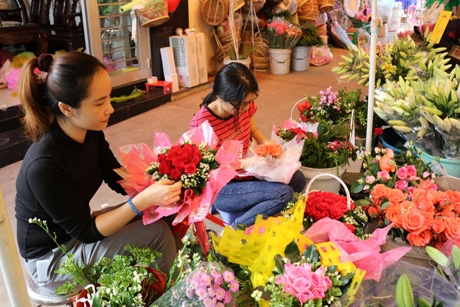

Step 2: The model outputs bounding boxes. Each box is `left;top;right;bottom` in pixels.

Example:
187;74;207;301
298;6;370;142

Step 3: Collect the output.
76;267;166;307
299;164;346;194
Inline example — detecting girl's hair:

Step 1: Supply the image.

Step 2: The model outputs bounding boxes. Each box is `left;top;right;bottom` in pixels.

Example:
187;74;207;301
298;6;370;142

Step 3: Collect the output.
201;62;258;117
18;52;106;141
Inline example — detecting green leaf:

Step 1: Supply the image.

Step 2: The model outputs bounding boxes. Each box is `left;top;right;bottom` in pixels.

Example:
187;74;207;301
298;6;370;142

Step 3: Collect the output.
395;274;414;307
354;199;370;207
351;181;364;193
452;245;460;269
371;163;380;176
274;254;285;274
341;272;355;287
326;265;338;274
284;240;301;263
380;200;390;210
417;297;431;307
302;244;320;263
426;246;449;267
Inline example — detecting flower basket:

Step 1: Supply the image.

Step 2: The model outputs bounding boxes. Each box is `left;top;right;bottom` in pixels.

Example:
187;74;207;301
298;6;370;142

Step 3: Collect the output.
298;0;319;21
299;165;346;194
201;0;229;26
135;0;169;27
306;173;352;209
318;0;334;13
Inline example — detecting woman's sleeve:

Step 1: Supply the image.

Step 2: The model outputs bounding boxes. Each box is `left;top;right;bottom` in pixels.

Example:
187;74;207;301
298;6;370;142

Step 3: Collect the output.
98;132;127;195
248;102;258;118
25;158;105;243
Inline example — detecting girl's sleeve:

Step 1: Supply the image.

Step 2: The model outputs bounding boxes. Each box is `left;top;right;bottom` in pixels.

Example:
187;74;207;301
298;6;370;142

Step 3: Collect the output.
98;132;127;195
248;102;258;118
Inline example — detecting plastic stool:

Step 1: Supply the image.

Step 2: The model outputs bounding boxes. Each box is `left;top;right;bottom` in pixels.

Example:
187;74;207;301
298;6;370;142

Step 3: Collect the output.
27;275;78;306
217;210;246;226
145;81;172;95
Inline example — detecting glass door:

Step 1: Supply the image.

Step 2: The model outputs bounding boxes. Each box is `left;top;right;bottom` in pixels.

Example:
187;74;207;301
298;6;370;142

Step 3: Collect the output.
81;0;150;87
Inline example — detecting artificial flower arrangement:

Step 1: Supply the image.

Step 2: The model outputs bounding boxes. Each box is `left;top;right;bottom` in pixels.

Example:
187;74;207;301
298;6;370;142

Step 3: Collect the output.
30;218;165;307
266;17;303;49
357;180;460;249
115;121;240;252
351;142;436;194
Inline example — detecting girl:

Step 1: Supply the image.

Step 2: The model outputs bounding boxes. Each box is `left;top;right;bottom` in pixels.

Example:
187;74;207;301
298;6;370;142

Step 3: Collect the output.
15;52;180;291
190;63;306;229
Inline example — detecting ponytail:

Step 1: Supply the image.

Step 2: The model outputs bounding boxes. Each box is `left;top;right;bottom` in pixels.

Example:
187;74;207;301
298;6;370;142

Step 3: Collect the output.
200;90;216;107
18;58;50;142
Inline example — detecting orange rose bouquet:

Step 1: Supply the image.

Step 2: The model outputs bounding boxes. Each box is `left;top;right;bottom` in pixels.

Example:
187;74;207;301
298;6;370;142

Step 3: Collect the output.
358;181;460;249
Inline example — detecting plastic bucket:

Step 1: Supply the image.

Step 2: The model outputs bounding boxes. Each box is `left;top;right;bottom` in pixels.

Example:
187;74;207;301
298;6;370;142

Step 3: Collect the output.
268;48;292;75
290;46;311;71
298;165;346;194
223;57;251;69
388;7;403;33
419;151;460;178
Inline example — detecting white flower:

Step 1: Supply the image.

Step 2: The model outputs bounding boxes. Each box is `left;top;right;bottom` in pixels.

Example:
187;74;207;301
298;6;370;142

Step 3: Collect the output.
29;218;33;223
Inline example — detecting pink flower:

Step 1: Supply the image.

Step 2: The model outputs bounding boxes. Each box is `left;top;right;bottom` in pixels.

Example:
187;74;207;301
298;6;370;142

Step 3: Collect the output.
214;275;223;286
190;279;198;289
224;291;232;304
432;184;438;190
313;266;326;278
366;176;376;184
322;276;332;289
208;286;216;297
204;298;213;307
290;266;308;279
407;187;415;196
196;287;208;300
283;285;297;296
216;303;225;307
301;263;313;273
210;270;220;278
186;288;194;299
422;171;430;178
215;287;226;300
395;180;408;191
309;273;322;288
276;275;289;286
396;167;407;180
312;288;326;299
377;171;391;181
292;277;312;292
229;280;239;292
202;273;212;286
406;165;417;177
223;271;234;282
297;290;314;304
409;176;420;181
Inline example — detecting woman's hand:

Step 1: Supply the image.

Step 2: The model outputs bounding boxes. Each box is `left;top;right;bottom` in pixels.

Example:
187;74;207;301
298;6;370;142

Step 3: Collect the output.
239;156;257;170
133;180;182;210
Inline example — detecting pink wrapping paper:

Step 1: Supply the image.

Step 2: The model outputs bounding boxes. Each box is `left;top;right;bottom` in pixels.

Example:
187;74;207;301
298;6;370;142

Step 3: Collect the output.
116;121;241;226
277;118;318;133
304;218;412;281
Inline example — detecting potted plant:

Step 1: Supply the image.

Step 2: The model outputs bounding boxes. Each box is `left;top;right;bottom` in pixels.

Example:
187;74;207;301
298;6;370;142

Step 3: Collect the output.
223;45;254;69
291;21;324;72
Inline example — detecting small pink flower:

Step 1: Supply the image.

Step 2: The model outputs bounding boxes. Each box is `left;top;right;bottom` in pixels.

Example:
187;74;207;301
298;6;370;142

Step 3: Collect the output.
290;266;308;279
292;277;311;292
229;280;239;292
186;288;194;299
224;291;232;304
214;275;223;286
301;263;313;273
202;274;212;286
377;171;391;181
208;286;216;297
190;279;198;289
363;185;370;191
216;303;225;307
312;288;326;299
276;275;289;286
223;271;234;282
313;266;326;278
283;285;297;296
309;273;322;288
297;290;314;304
395;180;408;191
215;287;226;300
322;276;332;289
406;165;417;177
432;184;438;190
422;171;430;178
396;167;407;180
409;176;420;181
366;176;376;184
196;287;207;300
203;298;213;307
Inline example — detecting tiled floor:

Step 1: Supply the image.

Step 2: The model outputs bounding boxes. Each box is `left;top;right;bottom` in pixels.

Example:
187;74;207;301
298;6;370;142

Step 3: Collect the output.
0;47;366;306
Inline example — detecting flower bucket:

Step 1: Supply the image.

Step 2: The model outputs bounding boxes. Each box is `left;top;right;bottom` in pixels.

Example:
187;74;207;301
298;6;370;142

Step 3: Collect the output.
268;48;292;75
420;150;460;179
223;56;251;69
299;164;346;194
290;46;311;71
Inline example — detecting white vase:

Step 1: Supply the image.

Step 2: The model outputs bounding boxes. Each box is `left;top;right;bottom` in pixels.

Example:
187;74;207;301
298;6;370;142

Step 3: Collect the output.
299;164;346;194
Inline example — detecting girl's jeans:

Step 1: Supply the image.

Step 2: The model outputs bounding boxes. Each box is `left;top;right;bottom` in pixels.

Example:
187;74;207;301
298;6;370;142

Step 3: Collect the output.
213;170;306;228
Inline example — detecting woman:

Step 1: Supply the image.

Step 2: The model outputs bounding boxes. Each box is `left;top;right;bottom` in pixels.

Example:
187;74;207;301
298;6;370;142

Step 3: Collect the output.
191;63;306;229
15;52;180;290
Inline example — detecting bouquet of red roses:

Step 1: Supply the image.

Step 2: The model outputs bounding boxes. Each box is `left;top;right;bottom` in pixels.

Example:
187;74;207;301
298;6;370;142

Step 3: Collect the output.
304;191;368;238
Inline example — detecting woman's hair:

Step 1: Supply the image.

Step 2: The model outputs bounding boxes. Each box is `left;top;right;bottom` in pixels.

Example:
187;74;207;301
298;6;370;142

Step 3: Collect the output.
201;62;258;116
18;52;106;141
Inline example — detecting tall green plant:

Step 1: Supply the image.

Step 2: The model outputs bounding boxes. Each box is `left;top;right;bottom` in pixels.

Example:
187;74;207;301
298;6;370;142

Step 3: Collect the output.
297;21;324;47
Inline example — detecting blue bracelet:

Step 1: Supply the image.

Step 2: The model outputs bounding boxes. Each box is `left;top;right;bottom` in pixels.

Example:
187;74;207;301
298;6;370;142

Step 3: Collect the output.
128;198;143;216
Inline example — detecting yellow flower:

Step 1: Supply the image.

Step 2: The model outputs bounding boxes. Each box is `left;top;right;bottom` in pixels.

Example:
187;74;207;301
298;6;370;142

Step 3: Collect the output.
384;63;393;73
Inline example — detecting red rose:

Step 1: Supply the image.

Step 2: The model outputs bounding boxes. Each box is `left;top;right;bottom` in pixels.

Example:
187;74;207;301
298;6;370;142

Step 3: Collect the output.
184;163;197;175
320;211;330;219
374;128;383;135
313;211;322;222
158;161;172;175
181;144;192;164
298;104;305;112
301;116;307;122
191;153;202;167
330;207;344;220
191;145;201;157
344;223;356;233
157;153;167;164
172;156;185;170
304;101;311;110
170;168;182;181
167;146;179;160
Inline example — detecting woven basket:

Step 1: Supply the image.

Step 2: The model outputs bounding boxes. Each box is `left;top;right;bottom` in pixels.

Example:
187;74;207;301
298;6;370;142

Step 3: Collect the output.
318;0;334;13
201;0;229;26
233;0;245;11
135;0;169;27
297;0;310;9
241;0;265;13
212;26;242;63
298;0;319;21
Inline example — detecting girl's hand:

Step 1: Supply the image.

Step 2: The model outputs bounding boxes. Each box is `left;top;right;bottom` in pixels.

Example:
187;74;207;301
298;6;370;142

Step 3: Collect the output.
133;180;182;210
239;156;257;170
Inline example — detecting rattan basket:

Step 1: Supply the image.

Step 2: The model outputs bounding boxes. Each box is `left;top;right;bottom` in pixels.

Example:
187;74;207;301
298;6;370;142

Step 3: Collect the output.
318;0;334;13
201;0;229;26
135;0;169;27
297;0;310;9
298;0;319;21
241;0;265;13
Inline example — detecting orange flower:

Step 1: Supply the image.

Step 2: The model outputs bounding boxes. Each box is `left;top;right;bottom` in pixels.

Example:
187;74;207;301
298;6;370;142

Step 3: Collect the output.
368;206;380;218
420;211;434;228
267;143;282;157
446;190;460;205
416;198;435;213
444;217;460;238
400;201;415;212
407;229;433;247
385;206;402;225
432;217;445;234
254;144;268;156
418;180;436;190
411;188;427;203
436;203;454;216
435;241;446;250
386;189;407;204
393;215;404;228
445;212;457;219
426;189;447;204
402;209;427;235
379;151;396;173
372;184;390;199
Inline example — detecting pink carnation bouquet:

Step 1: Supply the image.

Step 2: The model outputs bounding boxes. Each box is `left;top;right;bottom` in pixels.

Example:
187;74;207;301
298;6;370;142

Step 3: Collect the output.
267;17;302;49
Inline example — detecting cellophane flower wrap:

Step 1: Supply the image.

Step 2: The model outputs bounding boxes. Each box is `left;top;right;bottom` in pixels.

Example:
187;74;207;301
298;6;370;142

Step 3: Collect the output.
241;124;305;184
267;17;302;49
151;262;238;307
115;121;240;226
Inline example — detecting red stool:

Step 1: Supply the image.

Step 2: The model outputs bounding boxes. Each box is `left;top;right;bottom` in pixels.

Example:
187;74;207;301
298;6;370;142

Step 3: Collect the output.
145;81;172;95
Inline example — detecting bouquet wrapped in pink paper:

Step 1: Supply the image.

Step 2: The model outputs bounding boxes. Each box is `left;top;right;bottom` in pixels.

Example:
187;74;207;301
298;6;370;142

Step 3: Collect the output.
241;124;304;184
115;121;240;226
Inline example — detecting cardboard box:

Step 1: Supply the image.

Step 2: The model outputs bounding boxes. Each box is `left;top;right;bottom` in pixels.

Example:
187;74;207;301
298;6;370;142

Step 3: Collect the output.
194;33;208;84
169;35;199;88
165;73;180;92
160;47;176;76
